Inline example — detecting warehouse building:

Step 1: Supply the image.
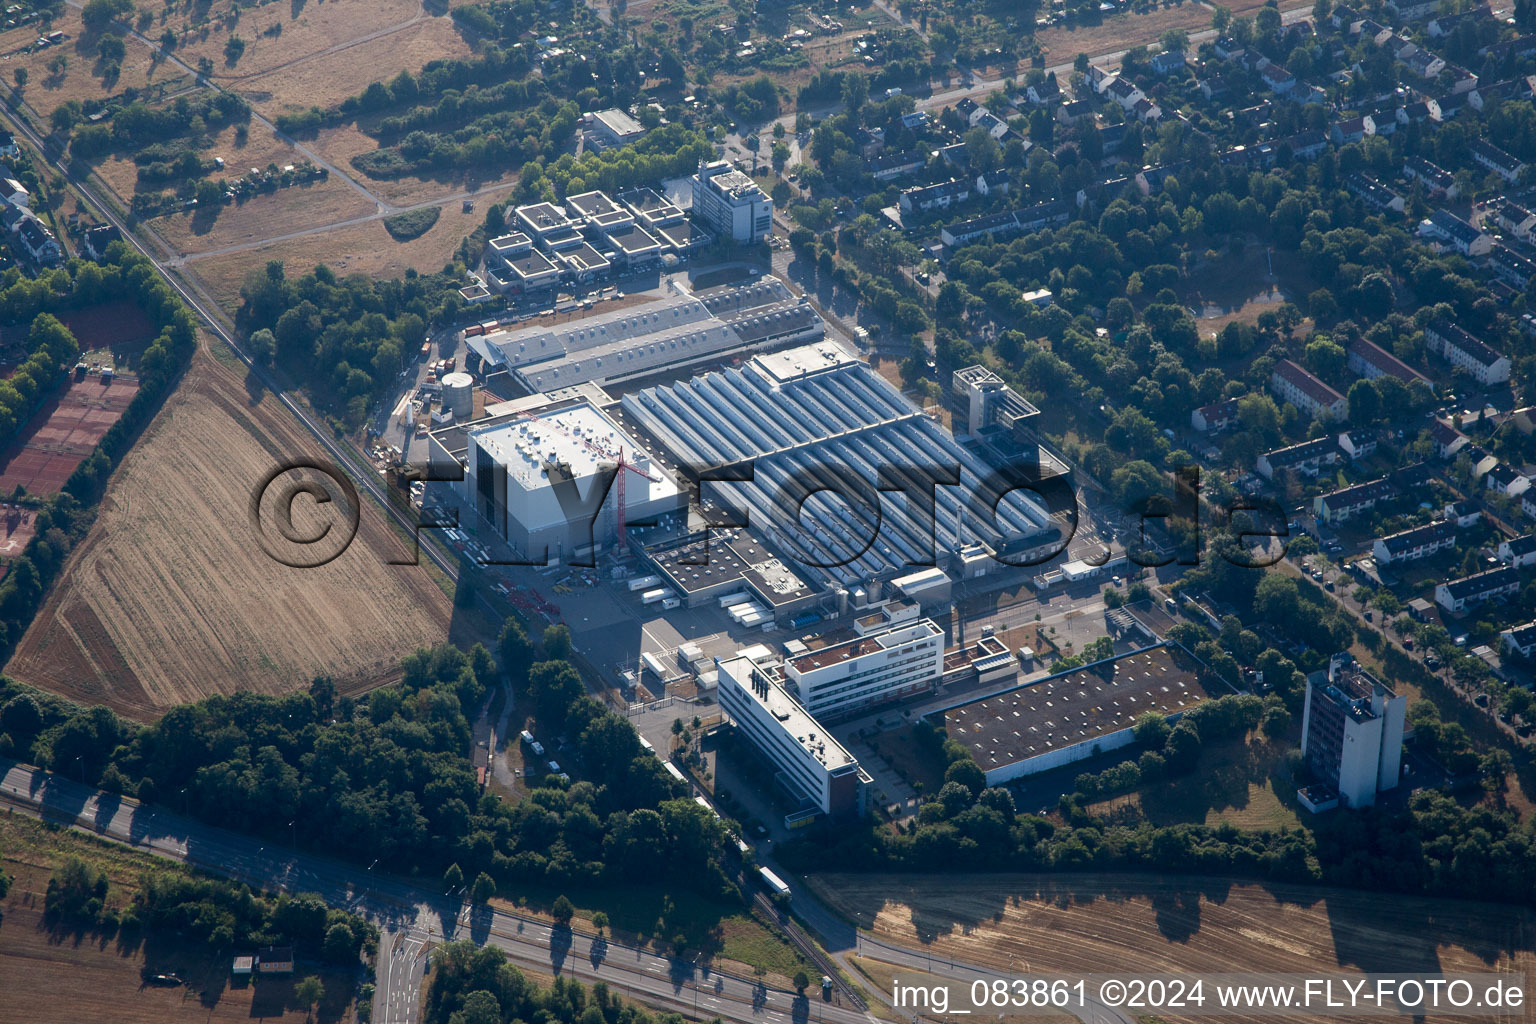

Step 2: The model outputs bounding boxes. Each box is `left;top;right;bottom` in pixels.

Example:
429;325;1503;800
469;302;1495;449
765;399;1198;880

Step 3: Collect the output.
645;528;819;622
459;400;685;561
466;276;824;394
624;340;1062;594
933;644;1213;785
716;654;869;820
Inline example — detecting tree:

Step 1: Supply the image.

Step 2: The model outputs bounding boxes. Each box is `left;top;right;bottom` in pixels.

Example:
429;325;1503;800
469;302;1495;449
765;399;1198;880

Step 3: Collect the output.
323;921;358;963
793;970;811;992
12;68;25;89
294;975;324;1021
551;894;575;924
1347;379;1381;424
542;624;572;660
498;618;533;681
591;910;609;934
444;862;464;890
943;758;986;796
248;327;276;365
81;0;132;31
1211;4;1233;31
1132;712;1171;747
840;72;868;113
471;871;496;903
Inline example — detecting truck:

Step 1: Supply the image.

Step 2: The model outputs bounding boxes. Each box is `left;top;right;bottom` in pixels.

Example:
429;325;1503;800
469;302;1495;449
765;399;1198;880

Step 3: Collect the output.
420;341;432;360
641;588;671;605
758;866;791;897
628;574;663;592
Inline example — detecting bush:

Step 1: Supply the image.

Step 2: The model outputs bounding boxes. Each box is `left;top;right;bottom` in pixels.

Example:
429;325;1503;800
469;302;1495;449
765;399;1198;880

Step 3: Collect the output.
383;206;441;241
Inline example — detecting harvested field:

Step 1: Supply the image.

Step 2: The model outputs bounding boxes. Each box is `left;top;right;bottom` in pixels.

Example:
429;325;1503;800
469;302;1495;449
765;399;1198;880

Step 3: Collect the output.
0;373;140;495
87;122;306;213
1038;4;1213;63
5;340;453;721
186;193;511;309
811;873;1535;1024
242;14;475;115
173;0;422;82
0;815;359;1023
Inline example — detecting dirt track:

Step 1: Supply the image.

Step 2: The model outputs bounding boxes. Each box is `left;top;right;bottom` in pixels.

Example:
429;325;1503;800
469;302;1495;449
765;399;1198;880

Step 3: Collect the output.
811;872;1536;1024
6;340;452;720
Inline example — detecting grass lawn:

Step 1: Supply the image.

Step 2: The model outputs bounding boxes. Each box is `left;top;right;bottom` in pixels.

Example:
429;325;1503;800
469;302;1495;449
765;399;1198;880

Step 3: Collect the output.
1087;731;1305;831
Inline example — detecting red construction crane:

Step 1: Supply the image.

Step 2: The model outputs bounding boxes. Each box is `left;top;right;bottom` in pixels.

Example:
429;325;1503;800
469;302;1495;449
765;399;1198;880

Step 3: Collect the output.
518;412;659;553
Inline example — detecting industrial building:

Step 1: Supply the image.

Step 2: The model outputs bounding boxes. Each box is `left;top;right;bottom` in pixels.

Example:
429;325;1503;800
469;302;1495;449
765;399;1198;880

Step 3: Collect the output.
1300;653;1405;808
716;653;869;821
467;277;825;394
458;400;685;561
691;161;773;243
623;340;1064;596
934;644;1213;785
782;616;945;718
645;529;820;622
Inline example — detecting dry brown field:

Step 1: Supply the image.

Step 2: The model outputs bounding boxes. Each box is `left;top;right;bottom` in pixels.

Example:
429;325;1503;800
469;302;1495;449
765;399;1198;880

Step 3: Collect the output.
150;174;376;256
5;338;453;721
3;9;192;120
241;14;474;116
186;191;512;309
1038;4;1214;63
88;121;309;211
811;873;1536;1024
309;122;521;207
172;0;422;83
0;814;359;1023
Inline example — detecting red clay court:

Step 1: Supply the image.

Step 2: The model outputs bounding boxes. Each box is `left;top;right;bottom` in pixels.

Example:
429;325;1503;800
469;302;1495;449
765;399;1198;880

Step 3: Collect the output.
0;373;141;495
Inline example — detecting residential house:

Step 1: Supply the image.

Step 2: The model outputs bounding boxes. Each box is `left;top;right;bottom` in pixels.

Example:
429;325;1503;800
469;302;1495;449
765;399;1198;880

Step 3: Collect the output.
1261;64;1297;94
1344;172;1403;213
1315;477;1395;524
1256;436;1341;479
1471;138;1526;183
1424;320;1510;384
1419;209;1493;256
1270;359;1348;420
870;151;925;182
1499;534;1536;567
13;216;60;263
82;223;122;261
1;178;28;207
1150;49;1186;74
1524;491;1536;519
1331;116;1375;145
1348;336;1428;386
1338;430;1378;461
1027;77;1063;105
975;111;1010;140
1403;156;1458;198
1494;201;1536;240
1435;566;1519;613
1446;500;1483;527
975;168;1010;196
900;178;970;215
1372;520;1456;565
939;199;1071;248
0;130;17;159
1430;419;1469;459
1500;620;1536;658
1428;6;1491;36
1491;245;1536;289
1487;462;1531;498
1404;47;1447;79
955;97;982;123
1191;396;1240;433
1480;34;1536;62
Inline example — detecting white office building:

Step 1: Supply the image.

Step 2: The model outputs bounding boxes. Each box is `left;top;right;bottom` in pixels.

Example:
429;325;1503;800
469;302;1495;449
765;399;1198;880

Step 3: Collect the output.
716;655;868;819
783;619;945;718
1301;653;1406;808
691;161;773;243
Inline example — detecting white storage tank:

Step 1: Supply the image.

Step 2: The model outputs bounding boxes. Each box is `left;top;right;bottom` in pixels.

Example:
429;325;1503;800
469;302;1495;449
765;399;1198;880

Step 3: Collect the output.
440;371;474;419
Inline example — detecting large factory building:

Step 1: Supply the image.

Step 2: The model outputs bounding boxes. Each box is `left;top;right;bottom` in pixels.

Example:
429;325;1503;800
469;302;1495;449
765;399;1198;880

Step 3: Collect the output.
460;401;683;562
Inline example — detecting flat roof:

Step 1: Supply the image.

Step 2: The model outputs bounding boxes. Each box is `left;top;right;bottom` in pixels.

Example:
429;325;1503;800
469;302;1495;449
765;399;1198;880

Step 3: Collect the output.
650;530;817;603
567;190;624;218
470;400;670;495
717;656;856;771
516;202;572;232
789;619;942;672
940;645;1212;771
751;339;859;384
562;242;611;272
655;220;709;249
607;223;663;254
